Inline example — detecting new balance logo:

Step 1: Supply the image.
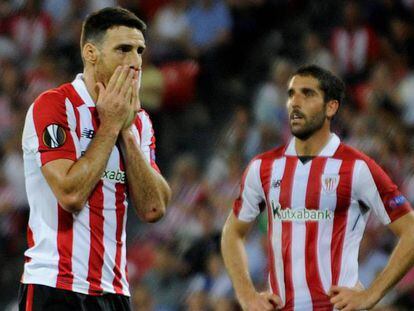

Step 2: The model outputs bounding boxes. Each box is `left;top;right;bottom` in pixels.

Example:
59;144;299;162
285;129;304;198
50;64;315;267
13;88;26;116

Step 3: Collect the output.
272;179;281;188
271;201;332;221
82;128;95;139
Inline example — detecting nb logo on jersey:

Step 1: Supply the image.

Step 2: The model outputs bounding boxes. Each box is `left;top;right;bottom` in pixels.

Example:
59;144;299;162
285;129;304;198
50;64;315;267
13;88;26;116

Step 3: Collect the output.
271;201;332;221
103;169;126;184
82;128;95;139
271;179;281;188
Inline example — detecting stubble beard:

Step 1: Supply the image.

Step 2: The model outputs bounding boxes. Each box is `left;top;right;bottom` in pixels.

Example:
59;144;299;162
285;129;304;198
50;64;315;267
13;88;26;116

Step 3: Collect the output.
95;57;112;87
290;110;327;140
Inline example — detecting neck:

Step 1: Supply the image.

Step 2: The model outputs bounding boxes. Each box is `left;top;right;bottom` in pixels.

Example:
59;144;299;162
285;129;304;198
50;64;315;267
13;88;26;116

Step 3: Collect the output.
294;126;332;156
83;67;98;102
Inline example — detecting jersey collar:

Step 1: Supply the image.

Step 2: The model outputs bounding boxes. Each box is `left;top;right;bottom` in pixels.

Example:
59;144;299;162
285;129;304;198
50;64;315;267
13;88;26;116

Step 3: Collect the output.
284;133;341;157
71;74;95;107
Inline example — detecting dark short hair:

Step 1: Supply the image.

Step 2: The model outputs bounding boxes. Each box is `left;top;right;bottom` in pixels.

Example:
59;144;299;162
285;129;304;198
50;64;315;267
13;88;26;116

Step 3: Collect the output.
293;65;345;105
81;7;146;47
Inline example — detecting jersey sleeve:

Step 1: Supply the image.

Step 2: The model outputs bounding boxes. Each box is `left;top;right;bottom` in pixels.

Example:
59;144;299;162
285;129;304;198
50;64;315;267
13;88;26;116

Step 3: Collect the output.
233;159;265;222
354;159;412;224
23;90;79;167
135;110;160;173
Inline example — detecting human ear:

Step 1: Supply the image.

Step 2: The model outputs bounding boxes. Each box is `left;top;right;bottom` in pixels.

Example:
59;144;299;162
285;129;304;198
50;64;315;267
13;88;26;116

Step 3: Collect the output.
326;100;339;120
82;43;99;64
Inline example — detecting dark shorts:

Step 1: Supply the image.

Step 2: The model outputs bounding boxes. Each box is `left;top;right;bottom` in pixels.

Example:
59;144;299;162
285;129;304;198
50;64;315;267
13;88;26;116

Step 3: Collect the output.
18;283;131;311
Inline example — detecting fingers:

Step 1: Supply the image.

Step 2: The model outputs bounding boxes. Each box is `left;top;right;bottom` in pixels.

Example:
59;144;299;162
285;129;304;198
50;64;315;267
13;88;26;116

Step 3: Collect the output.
131;72;140;112
126;86;133;104
137;68;142;90
333;300;347;310
119;68;135;97
353;281;365;291
267;294;283;309
114;66;131;94
259;292;283;310
328;285;342;296
106;65;122;91
95;82;105;102
329;288;354;311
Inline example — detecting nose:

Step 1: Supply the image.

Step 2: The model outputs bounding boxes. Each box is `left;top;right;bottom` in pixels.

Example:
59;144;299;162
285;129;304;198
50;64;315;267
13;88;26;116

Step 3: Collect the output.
127;51;141;71
288;93;302;110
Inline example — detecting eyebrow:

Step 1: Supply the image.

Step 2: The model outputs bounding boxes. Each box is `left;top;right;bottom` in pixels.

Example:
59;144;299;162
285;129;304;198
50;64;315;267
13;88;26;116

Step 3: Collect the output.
287;87;318;95
114;43;146;50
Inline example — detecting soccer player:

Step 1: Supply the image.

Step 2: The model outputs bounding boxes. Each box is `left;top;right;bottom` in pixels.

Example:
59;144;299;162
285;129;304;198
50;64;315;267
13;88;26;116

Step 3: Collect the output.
19;7;171;311
221;65;414;311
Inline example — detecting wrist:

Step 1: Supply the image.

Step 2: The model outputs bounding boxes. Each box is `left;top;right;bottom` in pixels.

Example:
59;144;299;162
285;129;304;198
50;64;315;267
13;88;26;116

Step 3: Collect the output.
120;127;135;141
365;287;382;306
99;121;122;137
98;123;121;138
237;288;257;304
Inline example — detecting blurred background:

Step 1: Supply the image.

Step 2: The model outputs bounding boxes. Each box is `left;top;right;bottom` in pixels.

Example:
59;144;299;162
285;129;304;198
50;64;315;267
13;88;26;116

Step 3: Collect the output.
0;0;413;310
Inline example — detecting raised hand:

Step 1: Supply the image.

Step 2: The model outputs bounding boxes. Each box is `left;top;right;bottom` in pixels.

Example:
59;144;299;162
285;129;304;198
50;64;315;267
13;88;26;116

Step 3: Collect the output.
122;69;141;130
95;65;136;132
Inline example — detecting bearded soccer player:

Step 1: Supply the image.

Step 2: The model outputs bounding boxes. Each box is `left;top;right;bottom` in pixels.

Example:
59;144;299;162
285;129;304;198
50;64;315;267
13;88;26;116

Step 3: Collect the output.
221;65;414;311
19;7;171;311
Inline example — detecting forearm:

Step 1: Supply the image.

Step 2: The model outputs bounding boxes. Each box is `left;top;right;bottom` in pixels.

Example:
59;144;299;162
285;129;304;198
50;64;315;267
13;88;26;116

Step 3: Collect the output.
120;130;170;222
367;231;414;301
221;222;257;303
61;125;119;210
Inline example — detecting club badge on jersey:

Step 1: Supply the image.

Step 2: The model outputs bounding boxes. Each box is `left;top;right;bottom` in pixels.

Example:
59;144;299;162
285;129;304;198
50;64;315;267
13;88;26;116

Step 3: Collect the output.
321;174;340;194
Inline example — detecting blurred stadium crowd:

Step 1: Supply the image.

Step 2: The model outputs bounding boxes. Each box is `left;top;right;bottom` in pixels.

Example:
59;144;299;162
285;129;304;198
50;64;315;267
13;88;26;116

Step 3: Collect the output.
0;0;414;310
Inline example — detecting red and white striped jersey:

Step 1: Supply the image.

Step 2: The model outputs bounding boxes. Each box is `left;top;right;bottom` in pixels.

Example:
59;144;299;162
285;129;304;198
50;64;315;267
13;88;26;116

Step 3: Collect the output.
233;134;412;310
21;74;159;297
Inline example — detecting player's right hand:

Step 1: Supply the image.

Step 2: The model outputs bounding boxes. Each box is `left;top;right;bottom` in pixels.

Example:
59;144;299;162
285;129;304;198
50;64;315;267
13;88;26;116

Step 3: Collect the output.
95;65;136;132
240;291;283;311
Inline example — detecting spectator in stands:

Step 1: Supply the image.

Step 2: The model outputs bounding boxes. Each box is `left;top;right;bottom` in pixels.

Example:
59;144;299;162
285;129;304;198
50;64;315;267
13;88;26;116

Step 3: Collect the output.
245;58;294;159
186;0;232;58
186;0;233;110
150;0;191;63
303;31;336;73
6;0;52;60
331;1;379;84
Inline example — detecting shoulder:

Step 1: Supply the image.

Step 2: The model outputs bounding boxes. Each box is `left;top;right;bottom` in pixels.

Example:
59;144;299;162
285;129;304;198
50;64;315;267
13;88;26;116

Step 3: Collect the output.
253;145;286;162
33;83;74;109
34;87;65;107
334;143;371;162
335;143;387;176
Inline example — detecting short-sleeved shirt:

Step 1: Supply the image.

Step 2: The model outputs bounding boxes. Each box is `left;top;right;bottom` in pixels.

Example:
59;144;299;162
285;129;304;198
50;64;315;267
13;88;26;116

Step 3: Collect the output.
233;134;412;310
186;1;232;48
21;74;158;297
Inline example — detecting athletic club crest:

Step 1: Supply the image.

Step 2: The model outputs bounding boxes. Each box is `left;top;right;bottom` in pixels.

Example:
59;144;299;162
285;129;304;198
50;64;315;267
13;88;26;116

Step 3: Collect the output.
321;174;340;193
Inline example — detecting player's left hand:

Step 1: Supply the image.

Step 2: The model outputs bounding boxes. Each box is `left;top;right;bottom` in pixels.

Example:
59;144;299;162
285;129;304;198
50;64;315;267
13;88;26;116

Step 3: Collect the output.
122;68;141;130
328;286;379;311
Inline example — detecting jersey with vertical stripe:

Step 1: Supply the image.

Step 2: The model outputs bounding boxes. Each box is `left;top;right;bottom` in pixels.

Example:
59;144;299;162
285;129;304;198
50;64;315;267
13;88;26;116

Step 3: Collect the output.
233;134;412;311
21;74;159;297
